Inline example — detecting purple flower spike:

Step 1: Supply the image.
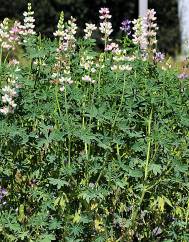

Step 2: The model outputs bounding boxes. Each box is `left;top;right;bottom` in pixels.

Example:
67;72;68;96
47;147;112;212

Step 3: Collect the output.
120;19;131;35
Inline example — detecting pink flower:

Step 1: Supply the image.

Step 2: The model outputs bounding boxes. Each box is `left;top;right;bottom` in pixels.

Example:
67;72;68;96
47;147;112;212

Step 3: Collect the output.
99;8;112;20
105;42;119;52
0;106;10;115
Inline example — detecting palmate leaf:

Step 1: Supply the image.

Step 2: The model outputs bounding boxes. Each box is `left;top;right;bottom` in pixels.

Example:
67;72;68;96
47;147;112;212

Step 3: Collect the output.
37;234;56;242
48;178;69;189
150;164;162;175
74;128;98;144
70;224;83;236
128;168;143;178
97;140;112;151
94;235;106;242
48;219;62;230
173;160;188;173
114;179;127;189
18;231;29;240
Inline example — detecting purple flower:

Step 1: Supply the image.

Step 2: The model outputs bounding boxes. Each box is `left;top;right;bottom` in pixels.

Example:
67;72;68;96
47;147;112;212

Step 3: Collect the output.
120;19;131;35
154;52;165;62
178;73;189;79
1;188;7;195
0;187;7;201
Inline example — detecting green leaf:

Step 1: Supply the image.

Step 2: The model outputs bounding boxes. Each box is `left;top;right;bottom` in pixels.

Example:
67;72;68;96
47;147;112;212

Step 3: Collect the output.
37;234;56;242
48;178;69;189
129;169;143;178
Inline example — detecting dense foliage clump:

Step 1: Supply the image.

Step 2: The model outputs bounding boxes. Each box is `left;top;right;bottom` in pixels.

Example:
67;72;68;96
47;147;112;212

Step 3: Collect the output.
0;4;188;242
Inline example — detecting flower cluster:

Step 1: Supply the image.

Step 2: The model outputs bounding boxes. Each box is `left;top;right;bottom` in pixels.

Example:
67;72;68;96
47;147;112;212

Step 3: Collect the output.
120;19;131;36
80;53;96;73
51;14;78;91
58;16;78;52
0;19;23;51
99;8;113;46
105;42;119;52
9;21;23;46
0;4;36;51
132;9;158;53
111;49;133;72
143;9;158;50
99;8;112;20
0;18;12;50
22;3;36;36
178;73;189;79
53;11;64;39
54;13;78;51
153;51;165;63
51;44;74;91
80;52;96;84
132;17;147;51
82;75;96;83
84;23;97;39
59;77;74;92
0;61;21;115
51;56;74;92
0;85;18;115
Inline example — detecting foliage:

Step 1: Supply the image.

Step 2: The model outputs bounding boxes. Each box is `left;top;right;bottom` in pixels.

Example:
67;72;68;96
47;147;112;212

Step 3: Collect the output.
0;5;188;242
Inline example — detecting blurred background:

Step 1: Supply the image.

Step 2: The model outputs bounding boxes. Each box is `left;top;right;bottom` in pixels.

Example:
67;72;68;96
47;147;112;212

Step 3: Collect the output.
0;0;179;56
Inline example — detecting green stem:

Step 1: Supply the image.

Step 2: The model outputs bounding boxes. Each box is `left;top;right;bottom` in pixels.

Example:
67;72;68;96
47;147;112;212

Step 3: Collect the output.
144;108;153;180
130;109;153;231
131;186;147;224
98;66;102;96
68;136;71;166
112;73;126;127
95;156;107;187
3;51;10;64
55;84;61;115
0;46;3;67
64;86;68;116
185;202;189;227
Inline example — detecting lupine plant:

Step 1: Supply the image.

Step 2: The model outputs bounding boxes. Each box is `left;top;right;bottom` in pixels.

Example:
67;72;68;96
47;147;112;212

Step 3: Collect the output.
0;3;189;242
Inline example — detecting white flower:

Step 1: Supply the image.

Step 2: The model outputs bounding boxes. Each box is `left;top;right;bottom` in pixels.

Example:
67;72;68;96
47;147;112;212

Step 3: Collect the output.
2;94;12;103
2;86;12;93
84;23;97;39
59;76;74;84
60;86;65;92
9;100;17;108
99;22;113;38
54;11;64;38
82;75;95;83
124;65;132;71
111;65;119;71
125;56;136;61
22;3;36;36
91;68;96;73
